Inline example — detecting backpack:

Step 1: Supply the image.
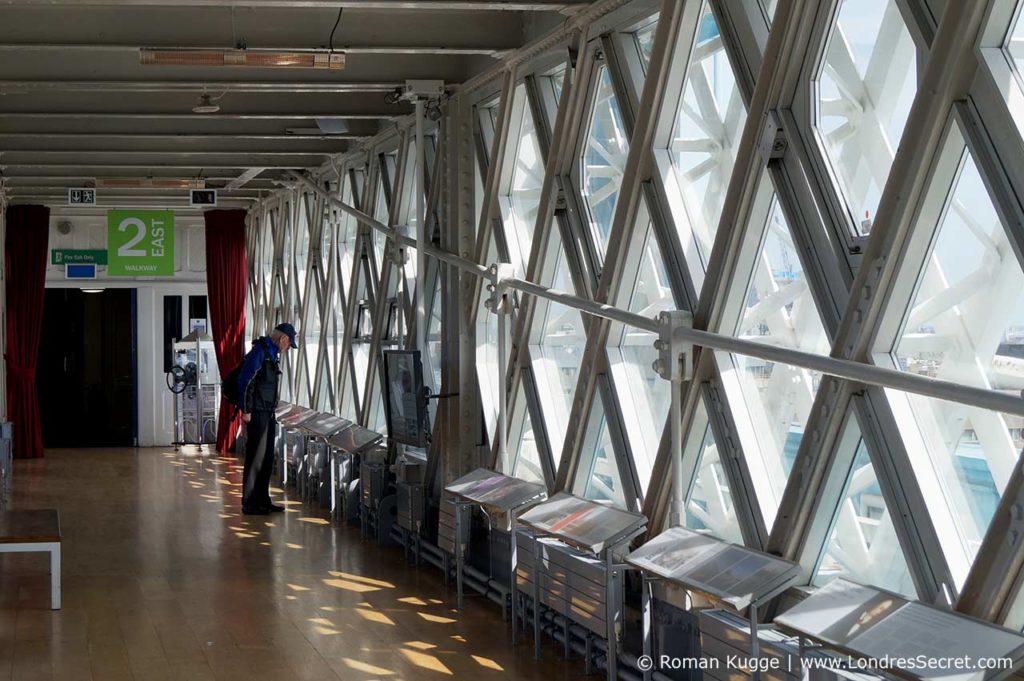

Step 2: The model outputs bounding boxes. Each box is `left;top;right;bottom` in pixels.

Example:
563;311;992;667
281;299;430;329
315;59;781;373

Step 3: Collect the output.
222;344;268;408
221;363;243;407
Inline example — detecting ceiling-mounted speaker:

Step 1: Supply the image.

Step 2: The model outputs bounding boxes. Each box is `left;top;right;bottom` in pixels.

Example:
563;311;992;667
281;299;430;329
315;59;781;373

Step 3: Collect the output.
57;220;73;235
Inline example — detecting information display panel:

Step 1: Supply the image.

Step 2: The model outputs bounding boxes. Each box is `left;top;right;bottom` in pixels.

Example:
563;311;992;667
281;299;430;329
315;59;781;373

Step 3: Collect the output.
518;493;647;555
277;404;317;428
626;526;799;611
275;402;293;420
300;413;353;439
775;579;1024;681
326;425;383;456
445;468;547;515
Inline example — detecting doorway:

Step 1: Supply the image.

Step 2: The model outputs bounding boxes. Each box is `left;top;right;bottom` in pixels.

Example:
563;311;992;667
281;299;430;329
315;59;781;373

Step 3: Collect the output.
39;288;137;448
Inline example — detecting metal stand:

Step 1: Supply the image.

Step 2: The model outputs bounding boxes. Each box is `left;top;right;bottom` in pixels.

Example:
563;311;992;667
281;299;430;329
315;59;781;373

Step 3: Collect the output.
454;500;469;609
749;602;761;681
532;531;542;660
510;508;520;646
641;574;657;681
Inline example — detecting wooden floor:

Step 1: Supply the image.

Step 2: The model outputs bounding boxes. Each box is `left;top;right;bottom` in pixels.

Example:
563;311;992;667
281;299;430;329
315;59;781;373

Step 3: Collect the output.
0;447;579;681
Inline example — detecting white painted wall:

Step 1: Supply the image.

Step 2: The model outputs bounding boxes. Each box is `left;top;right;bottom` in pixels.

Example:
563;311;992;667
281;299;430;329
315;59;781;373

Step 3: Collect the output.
44;208;209;446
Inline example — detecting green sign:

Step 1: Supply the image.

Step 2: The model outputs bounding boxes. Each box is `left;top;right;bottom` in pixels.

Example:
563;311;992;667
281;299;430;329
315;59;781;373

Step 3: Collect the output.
51;249;107;266
107;210;175;276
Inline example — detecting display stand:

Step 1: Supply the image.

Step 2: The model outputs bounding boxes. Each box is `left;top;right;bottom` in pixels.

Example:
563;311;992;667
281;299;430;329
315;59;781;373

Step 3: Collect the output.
774;578;1024;681
516;493;647;681
275;403;317;486
443;468;547;642
626;526;800;681
326;424;383;522
295;412;353;503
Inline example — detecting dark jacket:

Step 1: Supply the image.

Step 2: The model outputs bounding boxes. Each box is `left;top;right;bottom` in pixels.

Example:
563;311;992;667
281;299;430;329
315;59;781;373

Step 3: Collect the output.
237;336;281;413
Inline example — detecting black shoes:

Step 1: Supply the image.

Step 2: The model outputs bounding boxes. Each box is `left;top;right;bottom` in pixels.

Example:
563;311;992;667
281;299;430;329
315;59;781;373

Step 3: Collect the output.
241;502;285;515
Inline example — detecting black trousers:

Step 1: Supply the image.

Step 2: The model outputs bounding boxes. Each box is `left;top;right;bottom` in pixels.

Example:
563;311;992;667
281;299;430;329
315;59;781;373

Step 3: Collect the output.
243;411;276;509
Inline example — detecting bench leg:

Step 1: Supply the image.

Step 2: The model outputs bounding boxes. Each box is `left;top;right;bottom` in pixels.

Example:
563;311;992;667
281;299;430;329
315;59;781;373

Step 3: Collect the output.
49;543;60;610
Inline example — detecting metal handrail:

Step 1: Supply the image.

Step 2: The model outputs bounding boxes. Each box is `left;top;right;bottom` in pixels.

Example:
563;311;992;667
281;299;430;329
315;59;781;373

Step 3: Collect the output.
287;170;1024;418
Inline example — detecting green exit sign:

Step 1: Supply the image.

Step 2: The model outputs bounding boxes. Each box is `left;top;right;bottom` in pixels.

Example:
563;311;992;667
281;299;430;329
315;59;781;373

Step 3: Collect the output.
51;249;108;265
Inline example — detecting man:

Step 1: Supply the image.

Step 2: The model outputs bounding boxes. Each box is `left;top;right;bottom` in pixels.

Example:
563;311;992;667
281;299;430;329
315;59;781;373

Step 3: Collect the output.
237;323;297;515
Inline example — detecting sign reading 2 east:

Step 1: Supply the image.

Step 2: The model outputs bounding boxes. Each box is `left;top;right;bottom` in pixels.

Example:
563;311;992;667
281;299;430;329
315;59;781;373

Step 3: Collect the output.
107;210;175;276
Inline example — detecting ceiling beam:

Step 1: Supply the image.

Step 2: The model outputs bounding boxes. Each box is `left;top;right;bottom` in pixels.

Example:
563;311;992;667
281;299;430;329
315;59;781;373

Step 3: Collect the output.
1;175;272;181
224;167;268;190
0;113;395;120
0;80;402;93
7;198;260;209
0;149;331;157
0;0;589;9
0;43;510;57
0;132;361;141
0;163;314;169
7;187;264;194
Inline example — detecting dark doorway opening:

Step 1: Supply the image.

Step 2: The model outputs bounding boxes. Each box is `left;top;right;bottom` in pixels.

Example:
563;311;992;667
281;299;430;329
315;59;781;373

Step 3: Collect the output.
39;288;137;448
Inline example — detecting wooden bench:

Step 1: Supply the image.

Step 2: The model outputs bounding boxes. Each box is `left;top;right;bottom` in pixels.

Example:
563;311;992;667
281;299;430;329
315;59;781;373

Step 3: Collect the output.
0;510;61;609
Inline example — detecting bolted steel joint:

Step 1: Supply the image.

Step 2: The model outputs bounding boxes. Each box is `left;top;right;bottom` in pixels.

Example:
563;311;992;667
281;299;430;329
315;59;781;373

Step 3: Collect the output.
486;262;515;316
653;310;695;383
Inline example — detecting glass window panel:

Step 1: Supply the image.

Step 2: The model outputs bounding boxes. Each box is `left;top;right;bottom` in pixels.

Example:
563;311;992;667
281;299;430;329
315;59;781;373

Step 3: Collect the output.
295;207;310;300
511;391;545;485
574;393;627;508
685;403;743;543
581;65;630;262
636;22;658;71
610;221;674;492
545;66;568;112
1008;3;1024;79
504;86;545;277
340;369;359;423
529;246;586;457
397;141;421;305
372;175;389;268
280;215;293;290
369;387;387;434
302;302;321;395
725;195;829;529
814;426;916;596
815;0;917;236
888;146;1024;581
426;276;443;392
320;205;332;275
350;265;374;412
667;4;747;278
894;151;1024;387
476;237;501;438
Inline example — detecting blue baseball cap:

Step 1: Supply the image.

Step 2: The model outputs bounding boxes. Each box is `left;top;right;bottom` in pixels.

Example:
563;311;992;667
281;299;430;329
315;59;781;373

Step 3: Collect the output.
274;323;298;349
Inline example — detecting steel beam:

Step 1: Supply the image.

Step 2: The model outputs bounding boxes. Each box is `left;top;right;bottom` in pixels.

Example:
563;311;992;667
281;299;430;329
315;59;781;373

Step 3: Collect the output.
0;132;361;141
225;168;269;191
0;113;396;120
0;149;331;157
0;0;590;8
0;163;316;170
0;80;401;94
0;43;510;57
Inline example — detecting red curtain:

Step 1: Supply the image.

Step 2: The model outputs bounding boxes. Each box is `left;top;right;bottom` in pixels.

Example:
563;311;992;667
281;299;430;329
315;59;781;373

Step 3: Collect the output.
5;204;50;459
204;209;248;454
